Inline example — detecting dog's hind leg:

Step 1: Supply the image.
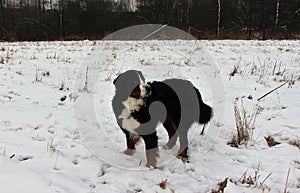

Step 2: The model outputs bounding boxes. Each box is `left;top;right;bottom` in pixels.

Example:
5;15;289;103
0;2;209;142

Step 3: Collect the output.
177;129;189;162
162;116;178;150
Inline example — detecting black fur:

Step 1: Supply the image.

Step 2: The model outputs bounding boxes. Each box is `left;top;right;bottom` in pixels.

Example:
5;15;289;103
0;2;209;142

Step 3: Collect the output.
112;70;212;167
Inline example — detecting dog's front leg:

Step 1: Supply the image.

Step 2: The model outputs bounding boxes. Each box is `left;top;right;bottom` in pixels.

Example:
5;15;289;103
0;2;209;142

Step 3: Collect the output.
141;132;159;168
122;129;139;155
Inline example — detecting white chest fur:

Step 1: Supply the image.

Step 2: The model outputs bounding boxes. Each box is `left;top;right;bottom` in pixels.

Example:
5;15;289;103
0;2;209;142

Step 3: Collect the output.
118;97;144;134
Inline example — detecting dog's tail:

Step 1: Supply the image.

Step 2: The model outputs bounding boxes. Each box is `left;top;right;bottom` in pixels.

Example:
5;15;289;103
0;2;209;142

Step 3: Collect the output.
194;87;212;124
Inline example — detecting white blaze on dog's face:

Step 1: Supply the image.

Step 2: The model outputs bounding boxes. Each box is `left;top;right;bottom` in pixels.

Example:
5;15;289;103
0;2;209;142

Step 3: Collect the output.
138;73;148;98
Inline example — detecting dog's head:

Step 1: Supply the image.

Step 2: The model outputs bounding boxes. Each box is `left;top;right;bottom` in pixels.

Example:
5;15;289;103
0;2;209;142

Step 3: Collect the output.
113;70;151;99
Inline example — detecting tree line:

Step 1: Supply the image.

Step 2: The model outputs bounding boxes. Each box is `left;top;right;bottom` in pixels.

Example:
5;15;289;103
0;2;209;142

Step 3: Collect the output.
0;0;299;41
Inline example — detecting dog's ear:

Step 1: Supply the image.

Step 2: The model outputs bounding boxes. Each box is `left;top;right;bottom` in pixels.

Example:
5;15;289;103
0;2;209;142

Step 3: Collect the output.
113;77;118;85
113;74;121;85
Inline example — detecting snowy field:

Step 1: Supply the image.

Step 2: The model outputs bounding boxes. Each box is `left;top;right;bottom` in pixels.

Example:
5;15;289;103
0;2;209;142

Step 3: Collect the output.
0;40;299;193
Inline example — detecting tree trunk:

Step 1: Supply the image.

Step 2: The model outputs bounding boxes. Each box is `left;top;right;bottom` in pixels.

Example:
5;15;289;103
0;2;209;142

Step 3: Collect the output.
275;0;280;30
0;0;3;39
59;0;64;39
248;0;253;39
186;0;192;28
262;0;267;40
50;0;53;10
216;0;221;38
38;0;42;24
42;0;45;25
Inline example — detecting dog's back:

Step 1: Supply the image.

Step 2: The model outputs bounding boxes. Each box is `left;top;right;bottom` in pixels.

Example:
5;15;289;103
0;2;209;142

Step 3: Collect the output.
148;79;212;128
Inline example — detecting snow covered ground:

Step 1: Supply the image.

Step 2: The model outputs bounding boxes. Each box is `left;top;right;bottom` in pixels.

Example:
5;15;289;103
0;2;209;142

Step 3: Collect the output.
0;40;299;193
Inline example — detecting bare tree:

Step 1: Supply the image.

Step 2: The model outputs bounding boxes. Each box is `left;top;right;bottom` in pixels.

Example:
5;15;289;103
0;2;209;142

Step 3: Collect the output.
116;0;137;12
37;0;42;24
42;0;46;24
59;0;64;39
50;0;53;10
186;0;192;29
275;0;280;30
0;0;4;38
19;0;26;7
216;0;222;38
247;0;253;39
0;0;4;13
262;0;267;40
179;0;192;28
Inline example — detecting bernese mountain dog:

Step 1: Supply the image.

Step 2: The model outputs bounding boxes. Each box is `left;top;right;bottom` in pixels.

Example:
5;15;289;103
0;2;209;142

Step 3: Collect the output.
112;70;212;168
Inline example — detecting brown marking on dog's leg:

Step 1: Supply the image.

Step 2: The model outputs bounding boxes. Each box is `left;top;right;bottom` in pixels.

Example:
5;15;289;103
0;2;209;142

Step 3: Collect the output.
124;149;135;155
162;116;178;150
124;133;140;156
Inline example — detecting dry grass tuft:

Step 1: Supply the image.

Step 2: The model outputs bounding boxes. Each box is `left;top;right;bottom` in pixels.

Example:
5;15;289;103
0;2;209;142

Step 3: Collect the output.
288;139;300;149
230;168;271;192
229;65;239;79
228;98;257;147
212;178;228;193
265;136;281;147
158;179;168;190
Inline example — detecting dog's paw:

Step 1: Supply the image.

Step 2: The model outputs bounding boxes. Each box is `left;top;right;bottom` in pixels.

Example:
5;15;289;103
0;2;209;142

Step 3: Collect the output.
177;155;189;163
124;149;135;156
145;149;159;168
177;149;189;163
146;161;158;169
